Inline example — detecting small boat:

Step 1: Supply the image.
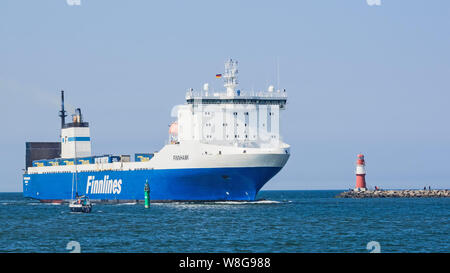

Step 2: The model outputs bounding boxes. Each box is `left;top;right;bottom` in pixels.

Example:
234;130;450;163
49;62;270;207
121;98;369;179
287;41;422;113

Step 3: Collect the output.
68;142;92;213
69;195;92;213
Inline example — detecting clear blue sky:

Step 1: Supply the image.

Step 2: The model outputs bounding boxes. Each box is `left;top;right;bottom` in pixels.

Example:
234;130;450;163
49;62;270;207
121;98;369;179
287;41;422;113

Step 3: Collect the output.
1;0;449;191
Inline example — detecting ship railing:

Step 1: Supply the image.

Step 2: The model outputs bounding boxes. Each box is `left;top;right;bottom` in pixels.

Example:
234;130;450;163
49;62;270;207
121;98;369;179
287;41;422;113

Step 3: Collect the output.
185;90;287;100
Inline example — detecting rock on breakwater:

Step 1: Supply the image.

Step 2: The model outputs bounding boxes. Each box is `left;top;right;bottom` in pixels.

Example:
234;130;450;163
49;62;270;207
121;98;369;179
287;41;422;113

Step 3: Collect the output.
336;189;450;198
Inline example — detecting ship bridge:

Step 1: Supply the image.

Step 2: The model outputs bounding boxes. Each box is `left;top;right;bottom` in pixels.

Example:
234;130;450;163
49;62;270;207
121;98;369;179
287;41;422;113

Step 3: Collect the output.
185;90;287;109
171;59;288;147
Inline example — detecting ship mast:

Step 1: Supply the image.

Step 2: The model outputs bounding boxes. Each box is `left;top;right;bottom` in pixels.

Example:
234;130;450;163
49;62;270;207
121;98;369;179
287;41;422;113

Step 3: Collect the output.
223;59;238;96
59;90;67;128
71;128;79;200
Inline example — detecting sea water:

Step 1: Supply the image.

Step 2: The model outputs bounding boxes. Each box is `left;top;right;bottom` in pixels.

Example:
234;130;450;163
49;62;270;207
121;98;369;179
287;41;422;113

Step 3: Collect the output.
0;191;448;252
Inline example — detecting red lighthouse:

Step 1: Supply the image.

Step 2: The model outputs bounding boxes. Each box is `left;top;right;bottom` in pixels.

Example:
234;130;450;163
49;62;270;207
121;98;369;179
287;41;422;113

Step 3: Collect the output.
355;154;367;191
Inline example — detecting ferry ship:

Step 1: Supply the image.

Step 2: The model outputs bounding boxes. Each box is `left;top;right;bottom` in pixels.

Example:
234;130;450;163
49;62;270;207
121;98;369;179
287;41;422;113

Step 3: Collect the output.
23;60;290;202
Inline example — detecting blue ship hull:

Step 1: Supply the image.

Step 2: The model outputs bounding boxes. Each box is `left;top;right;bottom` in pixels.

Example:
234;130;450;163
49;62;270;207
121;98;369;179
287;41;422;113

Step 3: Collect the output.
23;167;282;202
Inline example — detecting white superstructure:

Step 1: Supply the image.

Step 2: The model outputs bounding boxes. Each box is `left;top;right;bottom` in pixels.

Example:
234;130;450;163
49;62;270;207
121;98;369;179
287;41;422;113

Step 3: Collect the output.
172;59;287;149
27;59;289;176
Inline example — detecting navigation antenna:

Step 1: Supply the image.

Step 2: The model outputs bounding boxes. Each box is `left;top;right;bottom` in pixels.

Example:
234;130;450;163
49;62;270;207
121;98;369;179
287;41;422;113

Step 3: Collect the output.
277;57;280;91
224;59;238;96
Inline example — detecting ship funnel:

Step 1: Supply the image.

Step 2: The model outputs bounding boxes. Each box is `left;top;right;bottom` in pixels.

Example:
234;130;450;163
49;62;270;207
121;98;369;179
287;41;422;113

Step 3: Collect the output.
72;108;83;123
76;108;82;123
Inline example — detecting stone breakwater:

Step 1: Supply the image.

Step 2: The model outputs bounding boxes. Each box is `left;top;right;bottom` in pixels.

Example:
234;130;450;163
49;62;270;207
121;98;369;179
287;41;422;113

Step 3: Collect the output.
337;189;450;198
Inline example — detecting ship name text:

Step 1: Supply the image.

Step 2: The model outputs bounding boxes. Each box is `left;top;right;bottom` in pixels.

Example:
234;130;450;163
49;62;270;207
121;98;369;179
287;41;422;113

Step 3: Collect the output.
173;155;189;161
86;175;122;194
